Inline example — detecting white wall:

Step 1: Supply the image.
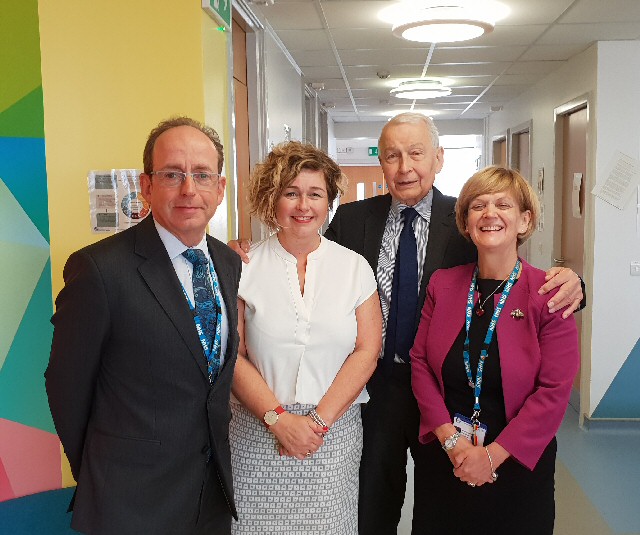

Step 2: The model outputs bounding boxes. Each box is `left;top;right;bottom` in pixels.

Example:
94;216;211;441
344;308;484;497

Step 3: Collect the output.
589;41;640;416
333;118;484;140
488;44;597;270
488;41;640;418
263;32;304;147
335;138;380;166
326;115;337;161
333;119;485;169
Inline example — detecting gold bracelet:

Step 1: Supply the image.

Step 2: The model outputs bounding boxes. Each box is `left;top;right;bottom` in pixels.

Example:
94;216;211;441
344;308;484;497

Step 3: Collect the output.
485;446;498;482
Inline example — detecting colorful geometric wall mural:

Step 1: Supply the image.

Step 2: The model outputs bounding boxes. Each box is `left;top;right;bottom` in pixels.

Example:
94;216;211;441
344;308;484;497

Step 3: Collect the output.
0;0;61;503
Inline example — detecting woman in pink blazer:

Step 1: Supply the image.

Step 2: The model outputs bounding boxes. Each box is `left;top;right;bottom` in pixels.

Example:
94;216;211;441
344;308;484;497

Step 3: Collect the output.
410;166;579;534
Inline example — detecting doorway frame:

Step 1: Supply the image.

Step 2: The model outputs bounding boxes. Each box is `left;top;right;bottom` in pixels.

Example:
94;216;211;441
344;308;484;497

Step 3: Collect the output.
509;120;533;179
491;132;509;166
553;93;595;425
509;120;533;261
232;1;269;241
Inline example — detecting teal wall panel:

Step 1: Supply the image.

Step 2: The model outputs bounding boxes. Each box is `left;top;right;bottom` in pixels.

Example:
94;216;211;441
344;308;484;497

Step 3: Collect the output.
0;136;49;242
592;337;640;418
0;261;55;433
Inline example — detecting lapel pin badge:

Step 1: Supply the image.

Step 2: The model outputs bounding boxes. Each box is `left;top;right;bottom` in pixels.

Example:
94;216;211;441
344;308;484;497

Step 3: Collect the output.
510;308;524;319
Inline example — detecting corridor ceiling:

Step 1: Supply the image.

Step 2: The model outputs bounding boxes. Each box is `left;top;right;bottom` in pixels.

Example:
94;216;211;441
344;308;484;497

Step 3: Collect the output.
247;0;640;121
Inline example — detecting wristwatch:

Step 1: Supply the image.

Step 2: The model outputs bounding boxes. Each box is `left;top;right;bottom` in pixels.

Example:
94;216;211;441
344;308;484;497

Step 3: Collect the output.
263;405;285;428
442;431;461;451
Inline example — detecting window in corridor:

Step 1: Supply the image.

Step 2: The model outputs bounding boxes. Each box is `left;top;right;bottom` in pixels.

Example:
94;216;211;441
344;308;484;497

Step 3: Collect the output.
433;135;483;197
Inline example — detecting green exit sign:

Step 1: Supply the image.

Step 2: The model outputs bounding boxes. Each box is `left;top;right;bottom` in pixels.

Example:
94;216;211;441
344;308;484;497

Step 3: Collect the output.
368;147;379;157
202;0;231;30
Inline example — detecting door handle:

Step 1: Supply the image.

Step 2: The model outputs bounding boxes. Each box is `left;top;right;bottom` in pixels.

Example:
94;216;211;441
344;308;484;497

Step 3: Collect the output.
553;257;565;264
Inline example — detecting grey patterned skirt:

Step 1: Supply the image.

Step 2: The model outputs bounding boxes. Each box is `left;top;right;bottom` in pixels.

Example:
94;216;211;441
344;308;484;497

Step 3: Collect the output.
229;402;362;534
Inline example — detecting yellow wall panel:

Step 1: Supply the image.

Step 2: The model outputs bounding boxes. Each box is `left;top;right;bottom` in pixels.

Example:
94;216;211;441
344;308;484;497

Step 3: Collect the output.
38;0;230;297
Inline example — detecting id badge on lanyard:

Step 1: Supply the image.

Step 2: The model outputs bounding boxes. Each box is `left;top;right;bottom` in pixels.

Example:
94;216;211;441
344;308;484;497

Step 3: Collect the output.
453;413;487;446
461;259;521;447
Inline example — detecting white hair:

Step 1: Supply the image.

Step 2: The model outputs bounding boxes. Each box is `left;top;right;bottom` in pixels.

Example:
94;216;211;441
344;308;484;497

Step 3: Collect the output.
379;112;440;149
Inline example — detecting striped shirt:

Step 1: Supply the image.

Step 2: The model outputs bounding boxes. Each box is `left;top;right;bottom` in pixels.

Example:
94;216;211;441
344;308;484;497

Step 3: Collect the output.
377;189;433;362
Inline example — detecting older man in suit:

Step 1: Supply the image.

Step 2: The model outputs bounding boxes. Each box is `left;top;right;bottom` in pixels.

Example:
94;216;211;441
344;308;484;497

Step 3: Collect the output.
46;117;241;535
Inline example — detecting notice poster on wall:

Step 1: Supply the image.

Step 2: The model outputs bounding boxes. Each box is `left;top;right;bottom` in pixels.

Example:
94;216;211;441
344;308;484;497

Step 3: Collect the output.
592;151;640;210
88;169;150;233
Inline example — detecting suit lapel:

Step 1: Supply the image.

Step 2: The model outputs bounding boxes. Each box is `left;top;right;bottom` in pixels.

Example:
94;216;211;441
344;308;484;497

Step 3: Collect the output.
423;188;456;285
431;265;475;371
363;194;391;272
135;218;209;380
418;188;457;320
207;237;238;383
496;263;532;373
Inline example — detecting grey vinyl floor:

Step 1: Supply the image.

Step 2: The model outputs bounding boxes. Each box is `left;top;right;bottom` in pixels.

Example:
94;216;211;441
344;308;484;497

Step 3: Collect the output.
398;404;640;535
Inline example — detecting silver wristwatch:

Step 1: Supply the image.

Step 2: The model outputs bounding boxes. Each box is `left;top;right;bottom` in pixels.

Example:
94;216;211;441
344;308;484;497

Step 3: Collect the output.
442;431;461;451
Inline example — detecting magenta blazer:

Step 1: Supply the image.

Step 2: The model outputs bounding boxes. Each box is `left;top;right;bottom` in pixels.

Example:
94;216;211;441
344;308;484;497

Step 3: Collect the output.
410;260;580;470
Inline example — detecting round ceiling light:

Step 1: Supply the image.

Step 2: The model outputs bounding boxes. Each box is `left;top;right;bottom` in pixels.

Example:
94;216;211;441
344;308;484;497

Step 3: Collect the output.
390;79;452;100
380;1;509;43
394;17;492;43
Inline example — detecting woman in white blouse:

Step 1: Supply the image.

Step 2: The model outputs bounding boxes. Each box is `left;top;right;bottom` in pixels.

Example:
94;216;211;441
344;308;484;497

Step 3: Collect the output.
229;141;382;534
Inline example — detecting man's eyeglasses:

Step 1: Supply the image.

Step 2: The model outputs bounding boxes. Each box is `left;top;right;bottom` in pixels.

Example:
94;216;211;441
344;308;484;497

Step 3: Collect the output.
149;171;220;189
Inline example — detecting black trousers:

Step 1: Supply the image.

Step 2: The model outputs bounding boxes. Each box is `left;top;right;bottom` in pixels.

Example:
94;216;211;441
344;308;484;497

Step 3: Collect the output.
358;362;431;535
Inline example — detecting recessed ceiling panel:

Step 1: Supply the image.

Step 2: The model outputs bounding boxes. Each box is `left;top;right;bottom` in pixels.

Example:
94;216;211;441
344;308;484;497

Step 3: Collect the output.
561;0;640;24
433;46;527;63
539;22;640;45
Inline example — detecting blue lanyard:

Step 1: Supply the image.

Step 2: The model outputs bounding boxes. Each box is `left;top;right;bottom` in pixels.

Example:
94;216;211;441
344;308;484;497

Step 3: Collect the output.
181;259;223;380
464;259;521;424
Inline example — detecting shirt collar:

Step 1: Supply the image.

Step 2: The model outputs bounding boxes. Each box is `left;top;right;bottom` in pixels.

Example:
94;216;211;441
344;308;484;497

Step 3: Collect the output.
390;188;434;221
153;219;209;262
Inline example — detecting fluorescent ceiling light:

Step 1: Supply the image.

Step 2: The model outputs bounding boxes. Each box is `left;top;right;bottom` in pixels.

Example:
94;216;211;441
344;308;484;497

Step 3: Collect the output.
379;0;509;43
391;79;452;100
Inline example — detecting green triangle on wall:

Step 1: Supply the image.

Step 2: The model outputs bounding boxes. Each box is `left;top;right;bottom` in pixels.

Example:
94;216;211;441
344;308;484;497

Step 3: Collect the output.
0;87;45;139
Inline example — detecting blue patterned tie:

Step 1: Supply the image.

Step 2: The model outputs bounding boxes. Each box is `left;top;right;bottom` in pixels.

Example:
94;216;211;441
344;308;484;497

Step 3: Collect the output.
383;207;419;368
182;248;221;382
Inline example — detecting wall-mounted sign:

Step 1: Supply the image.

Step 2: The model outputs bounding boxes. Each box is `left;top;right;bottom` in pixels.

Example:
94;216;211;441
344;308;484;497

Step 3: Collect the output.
592;150;640;210
202;0;231;30
368;147;378;157
88;169;150;233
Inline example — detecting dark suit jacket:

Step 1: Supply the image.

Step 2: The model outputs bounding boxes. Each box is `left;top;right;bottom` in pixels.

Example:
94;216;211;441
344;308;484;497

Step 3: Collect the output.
45;216;241;534
325;188;477;328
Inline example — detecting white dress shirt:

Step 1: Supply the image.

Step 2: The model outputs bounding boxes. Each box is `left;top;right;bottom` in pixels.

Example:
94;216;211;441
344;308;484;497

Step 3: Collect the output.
377;189;433;362
154;221;228;365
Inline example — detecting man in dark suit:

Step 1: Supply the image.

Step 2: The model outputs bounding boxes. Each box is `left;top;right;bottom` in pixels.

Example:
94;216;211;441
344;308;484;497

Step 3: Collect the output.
231;112;583;534
325;113;583;535
46;117;241;535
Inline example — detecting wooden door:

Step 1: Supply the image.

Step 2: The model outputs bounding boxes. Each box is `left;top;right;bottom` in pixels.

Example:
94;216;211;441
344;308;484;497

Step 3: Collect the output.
513;131;530;179
232;19;251;240
492;138;507;166
512;130;531;261
339;165;385;204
